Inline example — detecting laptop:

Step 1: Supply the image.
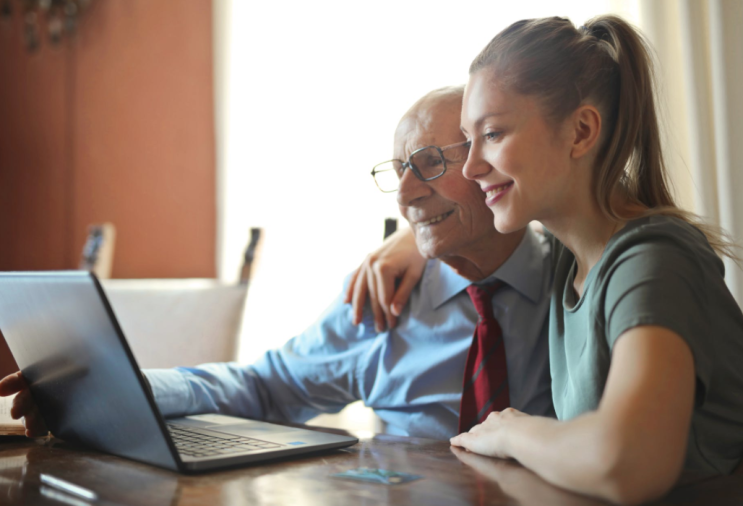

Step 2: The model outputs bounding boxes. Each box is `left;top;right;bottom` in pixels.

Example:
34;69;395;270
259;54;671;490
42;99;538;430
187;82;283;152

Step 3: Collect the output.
0;271;358;473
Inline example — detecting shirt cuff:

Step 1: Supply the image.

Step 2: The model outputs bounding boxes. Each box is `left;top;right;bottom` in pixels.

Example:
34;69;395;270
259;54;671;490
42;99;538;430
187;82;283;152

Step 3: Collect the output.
142;368;193;418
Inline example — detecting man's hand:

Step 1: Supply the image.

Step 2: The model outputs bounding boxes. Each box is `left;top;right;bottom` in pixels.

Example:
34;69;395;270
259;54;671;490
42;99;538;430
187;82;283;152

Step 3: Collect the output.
344;227;425;331
0;371;48;437
450;408;529;459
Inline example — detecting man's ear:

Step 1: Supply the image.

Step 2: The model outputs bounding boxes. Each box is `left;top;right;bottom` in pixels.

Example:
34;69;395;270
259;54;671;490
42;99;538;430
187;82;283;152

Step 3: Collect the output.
570;104;602;159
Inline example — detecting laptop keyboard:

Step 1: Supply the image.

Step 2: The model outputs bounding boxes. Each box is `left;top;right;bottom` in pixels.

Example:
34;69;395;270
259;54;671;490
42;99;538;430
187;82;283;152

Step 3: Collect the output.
167;423;283;458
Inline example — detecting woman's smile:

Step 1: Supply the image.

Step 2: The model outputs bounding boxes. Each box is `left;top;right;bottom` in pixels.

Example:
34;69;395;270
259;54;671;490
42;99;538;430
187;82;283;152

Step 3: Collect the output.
483;181;514;206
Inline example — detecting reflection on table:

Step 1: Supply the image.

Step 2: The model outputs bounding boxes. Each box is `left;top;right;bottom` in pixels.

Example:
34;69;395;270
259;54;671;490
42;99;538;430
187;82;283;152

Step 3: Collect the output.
1;428;742;506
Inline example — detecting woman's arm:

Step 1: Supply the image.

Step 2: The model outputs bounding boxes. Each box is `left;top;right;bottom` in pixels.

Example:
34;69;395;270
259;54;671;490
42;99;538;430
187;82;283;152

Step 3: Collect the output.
343;227;425;330
452;325;695;505
451;448;603;506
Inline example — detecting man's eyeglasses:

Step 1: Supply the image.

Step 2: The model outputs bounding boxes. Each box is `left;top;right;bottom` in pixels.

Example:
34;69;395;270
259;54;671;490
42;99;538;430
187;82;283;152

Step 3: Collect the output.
371;141;470;193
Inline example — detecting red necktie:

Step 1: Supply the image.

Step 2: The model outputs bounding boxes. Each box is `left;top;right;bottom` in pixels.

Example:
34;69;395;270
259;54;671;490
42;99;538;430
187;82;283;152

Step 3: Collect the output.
458;281;510;433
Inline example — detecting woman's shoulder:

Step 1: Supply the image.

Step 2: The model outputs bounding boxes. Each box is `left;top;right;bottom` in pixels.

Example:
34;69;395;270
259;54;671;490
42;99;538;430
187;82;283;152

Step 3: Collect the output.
607;215;721;267
600;215;725;284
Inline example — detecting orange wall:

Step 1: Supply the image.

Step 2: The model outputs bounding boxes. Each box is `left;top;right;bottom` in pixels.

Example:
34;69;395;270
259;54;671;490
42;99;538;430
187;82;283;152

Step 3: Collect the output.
0;28;69;271
0;1;216;278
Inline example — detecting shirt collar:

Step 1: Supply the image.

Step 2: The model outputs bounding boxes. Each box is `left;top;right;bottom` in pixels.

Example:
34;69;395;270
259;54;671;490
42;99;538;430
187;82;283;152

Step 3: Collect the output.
424;227;547;309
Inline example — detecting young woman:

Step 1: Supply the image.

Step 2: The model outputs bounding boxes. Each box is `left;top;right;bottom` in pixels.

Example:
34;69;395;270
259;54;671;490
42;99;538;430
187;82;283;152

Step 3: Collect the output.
346;15;743;505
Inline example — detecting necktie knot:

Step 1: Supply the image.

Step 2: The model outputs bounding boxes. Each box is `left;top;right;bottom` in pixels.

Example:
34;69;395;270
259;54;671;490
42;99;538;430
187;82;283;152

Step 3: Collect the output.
466;281;502;320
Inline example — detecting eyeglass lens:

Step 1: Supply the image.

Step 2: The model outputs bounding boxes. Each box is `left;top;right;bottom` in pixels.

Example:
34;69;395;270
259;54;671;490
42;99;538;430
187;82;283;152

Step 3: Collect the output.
372;162;402;193
409;147;445;179
372;143;469;192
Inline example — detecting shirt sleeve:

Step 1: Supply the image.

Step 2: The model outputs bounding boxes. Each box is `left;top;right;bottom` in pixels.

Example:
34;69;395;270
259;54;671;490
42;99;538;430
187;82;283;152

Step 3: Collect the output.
143;283;378;423
603;241;713;403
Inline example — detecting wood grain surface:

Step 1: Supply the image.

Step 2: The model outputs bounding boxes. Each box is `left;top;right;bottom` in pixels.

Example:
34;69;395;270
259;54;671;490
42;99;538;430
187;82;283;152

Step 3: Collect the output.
1;427;742;506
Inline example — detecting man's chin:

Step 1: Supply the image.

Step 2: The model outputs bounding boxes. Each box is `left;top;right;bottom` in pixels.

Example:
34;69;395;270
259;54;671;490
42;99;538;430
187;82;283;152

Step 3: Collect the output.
415;238;447;261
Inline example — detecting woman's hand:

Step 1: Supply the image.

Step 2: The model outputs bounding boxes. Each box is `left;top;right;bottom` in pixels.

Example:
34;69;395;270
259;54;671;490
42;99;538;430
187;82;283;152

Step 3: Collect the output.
0;371;48;437
452;327;695;505
450;408;529;459
344;227;425;331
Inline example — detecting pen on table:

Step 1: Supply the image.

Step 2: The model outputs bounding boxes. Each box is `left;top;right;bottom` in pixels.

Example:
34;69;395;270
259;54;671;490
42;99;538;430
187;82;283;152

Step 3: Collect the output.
40;473;99;502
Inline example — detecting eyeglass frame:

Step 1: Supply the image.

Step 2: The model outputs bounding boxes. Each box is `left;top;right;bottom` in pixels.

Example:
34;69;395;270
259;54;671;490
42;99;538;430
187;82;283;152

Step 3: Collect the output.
370;140;470;193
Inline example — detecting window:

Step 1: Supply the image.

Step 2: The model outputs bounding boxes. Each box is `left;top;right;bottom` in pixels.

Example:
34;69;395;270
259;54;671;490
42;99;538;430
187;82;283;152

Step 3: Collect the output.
216;0;640;362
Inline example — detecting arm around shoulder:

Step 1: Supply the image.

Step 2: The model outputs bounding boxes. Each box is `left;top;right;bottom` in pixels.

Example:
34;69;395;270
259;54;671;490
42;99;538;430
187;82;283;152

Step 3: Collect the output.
345;226;425;330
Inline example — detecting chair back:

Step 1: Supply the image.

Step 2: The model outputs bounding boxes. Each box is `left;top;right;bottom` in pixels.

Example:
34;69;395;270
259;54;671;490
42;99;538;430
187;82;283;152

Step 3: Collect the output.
102;279;247;368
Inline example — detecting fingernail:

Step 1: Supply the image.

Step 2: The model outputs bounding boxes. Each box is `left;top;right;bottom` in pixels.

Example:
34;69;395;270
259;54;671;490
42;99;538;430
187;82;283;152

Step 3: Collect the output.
392;303;402;316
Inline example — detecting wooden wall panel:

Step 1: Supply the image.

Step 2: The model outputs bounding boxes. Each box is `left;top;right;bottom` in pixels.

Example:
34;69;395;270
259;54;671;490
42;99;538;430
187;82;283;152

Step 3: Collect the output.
0;1;216;278
0;2;216;377
0;22;70;271
71;2;217;278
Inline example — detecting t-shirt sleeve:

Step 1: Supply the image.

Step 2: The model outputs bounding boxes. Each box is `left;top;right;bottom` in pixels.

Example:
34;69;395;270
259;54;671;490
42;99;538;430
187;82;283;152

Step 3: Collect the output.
603;241;713;404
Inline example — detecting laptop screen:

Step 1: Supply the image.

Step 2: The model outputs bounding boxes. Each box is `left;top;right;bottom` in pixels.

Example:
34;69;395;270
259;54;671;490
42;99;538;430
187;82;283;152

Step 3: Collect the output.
0;272;178;471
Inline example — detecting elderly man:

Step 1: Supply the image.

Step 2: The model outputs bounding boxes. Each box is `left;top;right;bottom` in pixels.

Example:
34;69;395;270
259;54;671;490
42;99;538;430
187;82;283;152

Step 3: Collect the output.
0;86;552;440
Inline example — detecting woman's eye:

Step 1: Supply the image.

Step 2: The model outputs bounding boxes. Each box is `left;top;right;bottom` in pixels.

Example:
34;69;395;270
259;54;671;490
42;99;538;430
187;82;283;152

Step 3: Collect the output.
484;131;502;141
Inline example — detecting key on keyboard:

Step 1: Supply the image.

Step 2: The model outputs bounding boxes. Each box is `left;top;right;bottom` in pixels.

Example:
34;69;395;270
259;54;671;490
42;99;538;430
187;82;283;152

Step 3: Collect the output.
167;423;283;458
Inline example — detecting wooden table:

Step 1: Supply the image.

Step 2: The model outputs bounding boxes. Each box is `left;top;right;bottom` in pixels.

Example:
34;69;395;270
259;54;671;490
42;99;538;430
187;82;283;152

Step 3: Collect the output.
1;428;742;505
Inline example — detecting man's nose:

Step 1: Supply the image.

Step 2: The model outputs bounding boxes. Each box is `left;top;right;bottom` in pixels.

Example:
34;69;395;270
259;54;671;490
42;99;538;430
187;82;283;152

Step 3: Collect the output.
396;167;432;206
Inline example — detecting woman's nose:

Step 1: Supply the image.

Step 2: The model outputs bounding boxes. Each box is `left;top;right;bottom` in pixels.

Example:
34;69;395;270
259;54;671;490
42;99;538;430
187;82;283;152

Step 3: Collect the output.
462;144;490;181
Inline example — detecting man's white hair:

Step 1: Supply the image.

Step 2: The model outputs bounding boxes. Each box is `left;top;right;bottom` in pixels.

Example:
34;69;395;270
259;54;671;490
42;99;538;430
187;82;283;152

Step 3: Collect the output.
400;85;465;124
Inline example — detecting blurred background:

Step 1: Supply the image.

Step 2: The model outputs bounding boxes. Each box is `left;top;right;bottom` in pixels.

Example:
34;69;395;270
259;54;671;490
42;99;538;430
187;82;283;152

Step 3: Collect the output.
1;1;741;397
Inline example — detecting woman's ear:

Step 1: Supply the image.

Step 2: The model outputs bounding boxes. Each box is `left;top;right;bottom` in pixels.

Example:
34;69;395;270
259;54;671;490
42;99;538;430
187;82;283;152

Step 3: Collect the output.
570;104;602;159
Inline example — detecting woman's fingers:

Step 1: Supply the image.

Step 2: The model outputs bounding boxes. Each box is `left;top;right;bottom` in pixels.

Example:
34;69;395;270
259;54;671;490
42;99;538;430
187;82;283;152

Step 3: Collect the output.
450;430;499;457
365;263;386;332
450;413;510;459
390;266;421;318
346;227;423;329
450;432;472;448
350;261;370;325
350;255;386;330
344;265;362;305
374;261;400;330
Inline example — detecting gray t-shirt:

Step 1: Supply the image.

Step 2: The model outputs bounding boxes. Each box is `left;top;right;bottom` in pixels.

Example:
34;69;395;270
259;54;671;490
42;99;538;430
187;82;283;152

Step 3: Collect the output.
548;215;743;474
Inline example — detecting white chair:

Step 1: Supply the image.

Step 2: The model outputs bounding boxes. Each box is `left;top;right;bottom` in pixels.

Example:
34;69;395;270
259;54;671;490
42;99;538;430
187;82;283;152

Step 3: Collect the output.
102;279;247;369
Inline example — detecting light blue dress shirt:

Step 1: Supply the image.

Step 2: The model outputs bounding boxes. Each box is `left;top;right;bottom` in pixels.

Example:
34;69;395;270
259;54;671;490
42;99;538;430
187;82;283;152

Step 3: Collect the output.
144;228;554;440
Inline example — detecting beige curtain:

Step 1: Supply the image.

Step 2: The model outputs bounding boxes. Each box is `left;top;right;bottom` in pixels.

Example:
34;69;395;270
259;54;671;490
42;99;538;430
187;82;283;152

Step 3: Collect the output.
640;0;743;306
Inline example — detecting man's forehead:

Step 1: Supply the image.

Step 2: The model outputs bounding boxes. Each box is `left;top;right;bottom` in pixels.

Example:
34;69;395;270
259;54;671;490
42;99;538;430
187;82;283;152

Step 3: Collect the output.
394;102;463;157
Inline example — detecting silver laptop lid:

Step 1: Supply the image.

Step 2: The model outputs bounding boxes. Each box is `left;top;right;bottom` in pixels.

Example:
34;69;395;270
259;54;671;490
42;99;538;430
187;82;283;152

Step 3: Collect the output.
0;271;181;471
